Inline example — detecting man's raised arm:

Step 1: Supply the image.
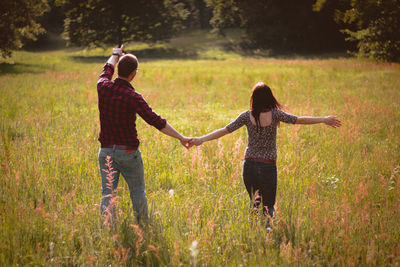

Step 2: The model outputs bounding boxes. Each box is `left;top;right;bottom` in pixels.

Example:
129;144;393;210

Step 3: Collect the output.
107;45;124;66
98;45;124;85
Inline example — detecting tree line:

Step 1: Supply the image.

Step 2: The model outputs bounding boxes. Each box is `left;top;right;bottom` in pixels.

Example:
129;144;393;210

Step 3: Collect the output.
0;0;399;61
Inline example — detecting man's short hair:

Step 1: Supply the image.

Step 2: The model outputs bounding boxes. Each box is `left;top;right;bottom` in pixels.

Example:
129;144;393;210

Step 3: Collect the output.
118;54;138;78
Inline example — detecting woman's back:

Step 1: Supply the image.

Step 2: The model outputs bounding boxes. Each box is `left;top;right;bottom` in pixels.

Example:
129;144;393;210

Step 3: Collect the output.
225;109;297;160
249;111;273;127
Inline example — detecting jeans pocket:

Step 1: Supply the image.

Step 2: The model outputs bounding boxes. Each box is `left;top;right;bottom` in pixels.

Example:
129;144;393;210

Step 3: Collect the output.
124;149;135;154
123;149;139;160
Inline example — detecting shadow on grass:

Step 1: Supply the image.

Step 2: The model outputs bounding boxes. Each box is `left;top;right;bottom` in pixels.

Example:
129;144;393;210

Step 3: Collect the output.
223;42;349;60
0;62;46;76
69;42;348;64
70;47;199;63
70;55;109;64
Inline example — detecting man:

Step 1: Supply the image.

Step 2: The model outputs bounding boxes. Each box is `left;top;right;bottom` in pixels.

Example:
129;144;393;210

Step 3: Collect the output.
97;45;190;224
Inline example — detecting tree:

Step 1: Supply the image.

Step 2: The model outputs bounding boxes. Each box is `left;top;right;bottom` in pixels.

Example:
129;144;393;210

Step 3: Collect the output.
168;0;213;30
58;0;191;47
40;0;65;34
0;0;49;57
22;0;66;50
206;0;346;52
205;0;240;33
333;0;400;61
194;0;213;29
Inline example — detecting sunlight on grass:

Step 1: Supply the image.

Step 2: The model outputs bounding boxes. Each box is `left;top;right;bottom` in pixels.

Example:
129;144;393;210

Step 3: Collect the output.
0;38;399;265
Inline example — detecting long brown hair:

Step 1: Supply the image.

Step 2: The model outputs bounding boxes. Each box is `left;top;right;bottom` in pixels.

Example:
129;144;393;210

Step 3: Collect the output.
250;82;282;131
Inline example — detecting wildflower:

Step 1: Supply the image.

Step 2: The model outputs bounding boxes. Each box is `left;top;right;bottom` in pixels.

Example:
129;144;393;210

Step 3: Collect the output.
101;156;119;227
189;240;199;258
130;224;143;256
189;240;199;267
148;245;160;260
169;189;174;197
114;244;131;264
49;242;55;257
321;175;340;189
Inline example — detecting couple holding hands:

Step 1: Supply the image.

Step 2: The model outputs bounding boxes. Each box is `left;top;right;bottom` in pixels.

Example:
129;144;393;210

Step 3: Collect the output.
97;46;341;228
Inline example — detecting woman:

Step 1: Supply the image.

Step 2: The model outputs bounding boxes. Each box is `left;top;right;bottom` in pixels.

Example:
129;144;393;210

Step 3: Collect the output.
190;82;341;228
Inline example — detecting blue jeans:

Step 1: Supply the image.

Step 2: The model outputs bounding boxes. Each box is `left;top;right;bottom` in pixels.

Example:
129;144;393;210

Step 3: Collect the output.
242;160;277;218
98;147;148;223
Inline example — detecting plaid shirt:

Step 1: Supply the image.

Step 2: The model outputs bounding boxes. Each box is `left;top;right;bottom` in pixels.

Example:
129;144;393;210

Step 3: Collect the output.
97;63;166;147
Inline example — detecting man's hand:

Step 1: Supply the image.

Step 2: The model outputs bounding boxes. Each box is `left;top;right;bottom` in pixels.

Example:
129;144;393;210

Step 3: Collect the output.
107;44;124;66
160;123;193;149
180;136;193;149
113;44;124;57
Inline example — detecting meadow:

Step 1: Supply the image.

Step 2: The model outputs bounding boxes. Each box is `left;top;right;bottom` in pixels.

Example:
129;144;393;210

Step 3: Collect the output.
1;31;400;266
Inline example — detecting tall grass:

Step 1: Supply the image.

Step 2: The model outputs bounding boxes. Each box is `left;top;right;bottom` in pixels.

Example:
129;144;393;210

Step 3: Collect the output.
0;42;399;266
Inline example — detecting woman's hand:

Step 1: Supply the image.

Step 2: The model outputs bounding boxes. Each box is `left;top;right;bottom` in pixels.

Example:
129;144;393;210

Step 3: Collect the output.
324;116;341;128
190;137;204;146
180;136;193;149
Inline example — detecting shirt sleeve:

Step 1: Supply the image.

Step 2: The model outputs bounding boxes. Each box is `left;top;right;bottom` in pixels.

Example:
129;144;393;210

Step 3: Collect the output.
225;111;248;133
97;63;114;87
274;109;298;124
133;93;167;130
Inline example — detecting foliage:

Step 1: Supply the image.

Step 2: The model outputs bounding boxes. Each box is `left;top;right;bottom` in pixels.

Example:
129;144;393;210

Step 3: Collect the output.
340;0;400;61
57;0;191;47
315;0;400;62
0;0;49;57
193;0;213;29
0;37;399;265
22;0;66;51
39;0;65;34
206;0;346;51
204;0;241;32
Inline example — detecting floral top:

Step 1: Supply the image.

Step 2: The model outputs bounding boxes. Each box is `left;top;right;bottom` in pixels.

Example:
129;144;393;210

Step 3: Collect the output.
225;109;298;160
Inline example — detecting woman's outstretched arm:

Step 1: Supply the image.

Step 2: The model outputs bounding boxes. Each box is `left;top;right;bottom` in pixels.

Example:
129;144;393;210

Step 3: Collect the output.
296;116;341;128
191;128;230;146
190;111;246;147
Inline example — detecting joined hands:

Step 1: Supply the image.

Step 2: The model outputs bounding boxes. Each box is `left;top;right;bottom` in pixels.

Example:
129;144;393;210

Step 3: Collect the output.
180;137;204;149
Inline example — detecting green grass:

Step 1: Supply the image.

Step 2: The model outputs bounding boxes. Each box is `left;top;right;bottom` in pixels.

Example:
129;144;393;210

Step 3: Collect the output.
1;31;400;266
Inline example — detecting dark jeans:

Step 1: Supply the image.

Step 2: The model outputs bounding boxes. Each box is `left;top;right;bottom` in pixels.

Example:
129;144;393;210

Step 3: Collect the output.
242;160;277;218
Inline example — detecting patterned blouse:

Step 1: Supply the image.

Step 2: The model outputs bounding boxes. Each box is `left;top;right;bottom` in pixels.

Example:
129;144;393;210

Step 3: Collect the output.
225;109;298;160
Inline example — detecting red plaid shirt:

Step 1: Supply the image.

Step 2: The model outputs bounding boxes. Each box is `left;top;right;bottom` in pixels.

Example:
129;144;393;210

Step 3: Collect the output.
97;63;166;147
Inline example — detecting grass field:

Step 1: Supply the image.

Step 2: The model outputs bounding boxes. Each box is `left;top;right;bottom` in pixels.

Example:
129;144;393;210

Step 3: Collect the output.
1;31;400;266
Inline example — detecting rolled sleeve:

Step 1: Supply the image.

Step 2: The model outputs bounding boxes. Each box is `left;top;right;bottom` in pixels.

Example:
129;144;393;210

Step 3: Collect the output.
97;63;114;86
134;93;167;130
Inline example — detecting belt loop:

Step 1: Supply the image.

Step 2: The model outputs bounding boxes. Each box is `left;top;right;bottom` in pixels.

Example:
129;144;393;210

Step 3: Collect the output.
112;144;116;151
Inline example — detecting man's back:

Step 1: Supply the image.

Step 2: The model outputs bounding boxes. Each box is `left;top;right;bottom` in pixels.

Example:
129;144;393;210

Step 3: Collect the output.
97;63;166;148
96;47;190;224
